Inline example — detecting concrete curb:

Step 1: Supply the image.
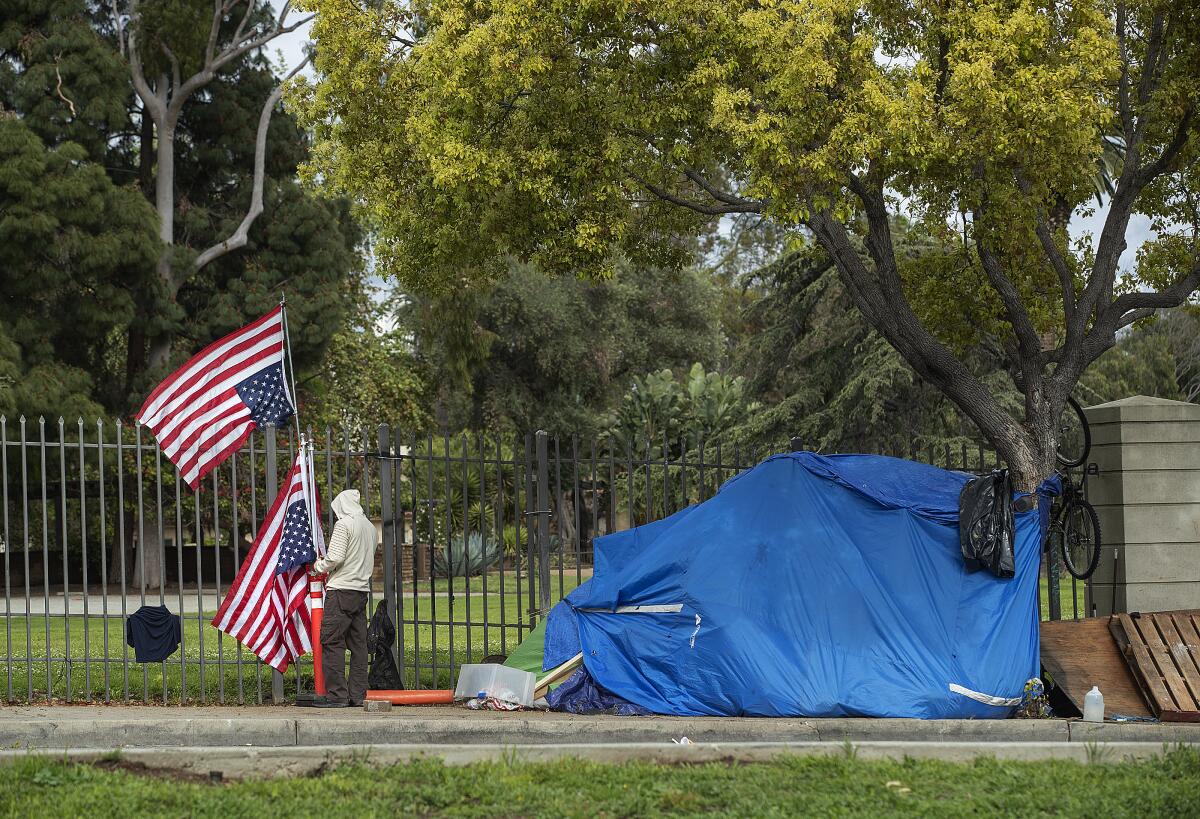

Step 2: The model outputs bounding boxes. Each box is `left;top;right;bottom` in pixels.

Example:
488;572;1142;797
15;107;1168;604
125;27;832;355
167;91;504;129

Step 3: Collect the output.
1;711;1197;750
0;741;1182;778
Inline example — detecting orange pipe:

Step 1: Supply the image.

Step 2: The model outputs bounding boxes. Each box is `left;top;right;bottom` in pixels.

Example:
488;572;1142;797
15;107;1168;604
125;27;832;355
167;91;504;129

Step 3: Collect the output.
365;689;455;705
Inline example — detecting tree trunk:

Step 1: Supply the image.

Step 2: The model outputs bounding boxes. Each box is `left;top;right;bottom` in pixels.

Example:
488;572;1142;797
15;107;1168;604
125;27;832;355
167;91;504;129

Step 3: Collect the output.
995;406;1058;494
147;116;178;374
131;512;165;595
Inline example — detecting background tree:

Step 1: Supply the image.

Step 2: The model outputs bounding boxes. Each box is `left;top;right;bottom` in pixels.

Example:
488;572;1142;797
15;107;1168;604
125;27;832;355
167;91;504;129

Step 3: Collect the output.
0;116;158;420
304;288;431;433
1;0;361;413
403;259;723;436
297;0;1200;489
109;0;313;371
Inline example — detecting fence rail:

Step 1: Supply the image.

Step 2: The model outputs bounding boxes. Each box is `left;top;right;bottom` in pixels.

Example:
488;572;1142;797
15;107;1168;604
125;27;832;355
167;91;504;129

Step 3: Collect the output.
0;415;1082;704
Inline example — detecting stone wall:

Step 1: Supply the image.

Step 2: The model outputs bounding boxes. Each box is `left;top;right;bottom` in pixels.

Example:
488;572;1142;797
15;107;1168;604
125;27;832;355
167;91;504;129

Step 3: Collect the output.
1083;396;1200;615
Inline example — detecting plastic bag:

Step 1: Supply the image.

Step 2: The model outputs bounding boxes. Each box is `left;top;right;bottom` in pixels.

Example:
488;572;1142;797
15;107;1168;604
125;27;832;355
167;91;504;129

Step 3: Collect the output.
366;600;404;690
958;469;1016;578
546;668;652;716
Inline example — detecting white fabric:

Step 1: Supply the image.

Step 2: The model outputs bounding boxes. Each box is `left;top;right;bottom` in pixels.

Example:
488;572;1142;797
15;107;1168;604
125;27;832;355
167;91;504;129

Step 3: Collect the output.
313;490;376;592
947;683;1021;707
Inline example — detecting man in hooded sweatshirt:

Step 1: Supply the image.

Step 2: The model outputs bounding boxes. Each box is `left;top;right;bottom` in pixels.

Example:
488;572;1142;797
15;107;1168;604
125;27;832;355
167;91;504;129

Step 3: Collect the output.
311;489;377;707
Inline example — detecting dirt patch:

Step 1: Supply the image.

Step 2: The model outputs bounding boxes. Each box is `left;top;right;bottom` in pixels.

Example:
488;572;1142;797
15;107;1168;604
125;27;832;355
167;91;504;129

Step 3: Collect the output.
91;759;225;785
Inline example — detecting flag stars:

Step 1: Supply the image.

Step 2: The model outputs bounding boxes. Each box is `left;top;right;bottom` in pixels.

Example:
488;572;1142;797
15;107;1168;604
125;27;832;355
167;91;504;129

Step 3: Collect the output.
276;497;315;575
236;363;294;430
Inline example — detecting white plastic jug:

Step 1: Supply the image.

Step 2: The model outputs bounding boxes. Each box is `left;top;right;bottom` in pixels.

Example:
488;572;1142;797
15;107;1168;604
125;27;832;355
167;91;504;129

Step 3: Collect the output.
1083;685;1105;723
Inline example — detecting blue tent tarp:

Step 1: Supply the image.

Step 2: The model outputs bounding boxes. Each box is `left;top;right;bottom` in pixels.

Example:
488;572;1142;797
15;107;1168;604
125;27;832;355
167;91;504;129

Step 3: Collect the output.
543;452;1056;719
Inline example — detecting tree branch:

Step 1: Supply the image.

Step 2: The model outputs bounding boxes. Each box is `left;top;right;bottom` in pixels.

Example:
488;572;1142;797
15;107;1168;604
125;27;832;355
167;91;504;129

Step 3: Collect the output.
122;0;165;124
972;223;1043;363
53;59;77;117
172;13;313;111
1078;106;1194;334
205;0;225;66
1133;107;1194;187
189;53;311;274
1014;169;1078;327
111;0;127;58
1136;10;1167;107
1107;260;1200;316
682;168;760;208
159;41;181;92
231;0;259;50
1117;1;1132;141
806;208;1024;453
633;173;765;215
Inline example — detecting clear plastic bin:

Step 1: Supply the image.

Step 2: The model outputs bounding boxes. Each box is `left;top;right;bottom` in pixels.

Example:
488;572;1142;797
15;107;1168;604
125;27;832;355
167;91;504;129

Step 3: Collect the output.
453;663;536;706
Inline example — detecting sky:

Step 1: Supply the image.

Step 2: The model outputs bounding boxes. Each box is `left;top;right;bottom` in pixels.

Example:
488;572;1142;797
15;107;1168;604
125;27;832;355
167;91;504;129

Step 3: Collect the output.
268;2;313;77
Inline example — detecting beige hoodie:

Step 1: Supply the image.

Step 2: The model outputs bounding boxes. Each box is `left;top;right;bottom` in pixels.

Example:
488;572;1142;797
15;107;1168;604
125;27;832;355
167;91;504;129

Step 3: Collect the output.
313;490;376;592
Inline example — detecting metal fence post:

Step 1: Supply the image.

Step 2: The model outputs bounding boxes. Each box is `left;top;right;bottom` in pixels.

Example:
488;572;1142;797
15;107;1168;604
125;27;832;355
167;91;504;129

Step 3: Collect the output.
265;425;285;704
534;431;552;616
1047;534;1063;621
378;426;396;630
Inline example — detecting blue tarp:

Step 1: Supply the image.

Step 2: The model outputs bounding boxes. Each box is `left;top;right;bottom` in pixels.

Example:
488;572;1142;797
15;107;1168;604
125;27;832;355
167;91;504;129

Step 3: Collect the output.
544;452;1057;719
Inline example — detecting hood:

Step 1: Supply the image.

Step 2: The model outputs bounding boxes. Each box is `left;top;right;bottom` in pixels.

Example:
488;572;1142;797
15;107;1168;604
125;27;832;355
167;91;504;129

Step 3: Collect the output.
331;489;364;520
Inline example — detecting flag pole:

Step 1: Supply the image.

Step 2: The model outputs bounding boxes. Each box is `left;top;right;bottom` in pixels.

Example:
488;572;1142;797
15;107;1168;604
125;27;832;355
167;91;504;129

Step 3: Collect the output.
280;294;327;696
279;294;303;443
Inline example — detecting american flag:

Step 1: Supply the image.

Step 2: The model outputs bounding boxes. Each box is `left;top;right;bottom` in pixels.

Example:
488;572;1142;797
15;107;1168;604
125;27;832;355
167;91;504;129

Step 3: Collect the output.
212;447;324;673
136;306;294;489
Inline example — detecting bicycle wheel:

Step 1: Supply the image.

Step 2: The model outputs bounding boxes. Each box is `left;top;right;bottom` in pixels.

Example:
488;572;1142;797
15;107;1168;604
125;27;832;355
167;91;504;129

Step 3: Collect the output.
1060;498;1102;579
1055;396;1091;468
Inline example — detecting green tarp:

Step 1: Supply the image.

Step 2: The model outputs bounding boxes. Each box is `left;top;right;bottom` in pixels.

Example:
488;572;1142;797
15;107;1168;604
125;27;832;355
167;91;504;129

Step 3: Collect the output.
503;619;547;676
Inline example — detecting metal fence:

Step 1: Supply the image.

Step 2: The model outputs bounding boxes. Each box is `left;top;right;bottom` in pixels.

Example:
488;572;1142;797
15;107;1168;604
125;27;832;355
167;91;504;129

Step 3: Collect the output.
0;416;1082;704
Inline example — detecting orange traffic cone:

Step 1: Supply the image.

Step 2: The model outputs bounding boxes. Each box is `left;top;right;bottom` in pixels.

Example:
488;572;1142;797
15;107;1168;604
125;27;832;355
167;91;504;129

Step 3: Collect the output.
310;572;325;695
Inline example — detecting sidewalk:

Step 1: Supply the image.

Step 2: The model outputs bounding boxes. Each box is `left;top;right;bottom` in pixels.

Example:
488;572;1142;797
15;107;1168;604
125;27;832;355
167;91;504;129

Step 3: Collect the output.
2;704;1196;750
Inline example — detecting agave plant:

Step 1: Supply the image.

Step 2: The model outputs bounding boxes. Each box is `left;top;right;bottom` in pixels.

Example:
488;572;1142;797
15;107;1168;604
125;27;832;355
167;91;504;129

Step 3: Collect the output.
433;531;505;577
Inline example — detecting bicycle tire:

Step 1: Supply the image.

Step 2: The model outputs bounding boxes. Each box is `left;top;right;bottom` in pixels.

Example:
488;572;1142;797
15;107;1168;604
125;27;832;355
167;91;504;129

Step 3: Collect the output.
1060;497;1102;579
1055;395;1091;468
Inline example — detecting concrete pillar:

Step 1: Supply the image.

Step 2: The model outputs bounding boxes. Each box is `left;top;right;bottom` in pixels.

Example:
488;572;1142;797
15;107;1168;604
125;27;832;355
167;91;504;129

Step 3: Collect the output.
1083;396;1200;615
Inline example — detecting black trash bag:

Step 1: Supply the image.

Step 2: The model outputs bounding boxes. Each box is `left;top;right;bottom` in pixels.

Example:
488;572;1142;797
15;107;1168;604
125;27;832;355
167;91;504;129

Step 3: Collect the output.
366;599;404;690
958;468;1016;578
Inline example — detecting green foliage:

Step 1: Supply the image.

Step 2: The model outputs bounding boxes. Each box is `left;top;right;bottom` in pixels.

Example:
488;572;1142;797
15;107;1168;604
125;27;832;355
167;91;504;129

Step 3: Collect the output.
408;434;519;555
732;244;1020;454
296;0;1199;480
0;0;362;415
0;116;158;420
407;259;722;436
294;0;1128;310
1078;314;1187;406
608;363;759;457
304;293;430;434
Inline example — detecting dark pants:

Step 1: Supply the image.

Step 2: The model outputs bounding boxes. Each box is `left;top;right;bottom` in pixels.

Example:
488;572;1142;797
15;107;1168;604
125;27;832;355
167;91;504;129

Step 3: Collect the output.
321;588;368;702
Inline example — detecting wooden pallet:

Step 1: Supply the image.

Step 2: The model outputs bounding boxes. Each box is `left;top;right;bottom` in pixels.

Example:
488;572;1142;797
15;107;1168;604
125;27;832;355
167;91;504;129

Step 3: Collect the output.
1040;617;1150;718
1109;611;1200;723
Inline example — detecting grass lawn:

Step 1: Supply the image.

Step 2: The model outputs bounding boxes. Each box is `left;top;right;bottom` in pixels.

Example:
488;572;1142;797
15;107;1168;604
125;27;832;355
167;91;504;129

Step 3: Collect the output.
0;572;586;702
1040;574;1088;620
0;571;1084;703
2;749;1198;818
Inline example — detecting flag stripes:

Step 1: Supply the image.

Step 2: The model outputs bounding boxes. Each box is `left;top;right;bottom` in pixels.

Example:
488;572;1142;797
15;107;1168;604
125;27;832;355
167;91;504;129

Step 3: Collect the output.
212;453;314;673
136;306;292;489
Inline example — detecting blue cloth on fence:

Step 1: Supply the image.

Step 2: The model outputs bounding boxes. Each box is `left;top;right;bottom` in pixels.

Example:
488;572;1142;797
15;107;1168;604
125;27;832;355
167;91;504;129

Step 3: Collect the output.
546;668;652;716
544;451;1058;719
126;605;182;663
